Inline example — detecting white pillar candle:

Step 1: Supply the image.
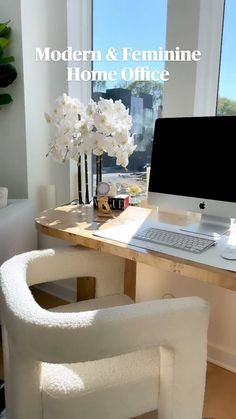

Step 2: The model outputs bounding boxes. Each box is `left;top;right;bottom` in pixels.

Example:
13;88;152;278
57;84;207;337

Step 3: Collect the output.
109;184;117;197
0;187;8;209
146;166;151;193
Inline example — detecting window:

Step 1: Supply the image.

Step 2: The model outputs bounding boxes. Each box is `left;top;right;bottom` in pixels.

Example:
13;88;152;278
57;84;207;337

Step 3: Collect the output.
217;0;236;115
92;0;167;197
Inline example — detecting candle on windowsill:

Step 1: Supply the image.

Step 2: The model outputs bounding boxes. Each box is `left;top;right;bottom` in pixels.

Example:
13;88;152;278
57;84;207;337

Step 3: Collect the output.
0;187;8;209
146;166;151;194
109;183;117;198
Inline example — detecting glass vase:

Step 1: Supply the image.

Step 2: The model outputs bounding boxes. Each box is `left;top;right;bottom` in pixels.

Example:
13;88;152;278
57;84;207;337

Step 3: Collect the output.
77;154;90;205
96;155;102;193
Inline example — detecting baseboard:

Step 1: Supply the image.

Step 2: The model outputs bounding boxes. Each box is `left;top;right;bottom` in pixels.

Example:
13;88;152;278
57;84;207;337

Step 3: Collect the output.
36;281;76;303
208;342;236;373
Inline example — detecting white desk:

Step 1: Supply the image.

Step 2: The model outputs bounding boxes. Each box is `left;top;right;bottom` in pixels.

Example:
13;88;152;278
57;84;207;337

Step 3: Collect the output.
95;216;236;273
36;205;236;300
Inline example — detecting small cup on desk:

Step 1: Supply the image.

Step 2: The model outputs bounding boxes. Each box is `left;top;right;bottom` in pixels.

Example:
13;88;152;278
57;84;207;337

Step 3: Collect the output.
0;187;8;209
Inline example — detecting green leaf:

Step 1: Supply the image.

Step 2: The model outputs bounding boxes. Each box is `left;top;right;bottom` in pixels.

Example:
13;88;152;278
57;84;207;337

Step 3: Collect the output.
0;56;15;65
0;46;3;60
0;93;13;105
0;27;11;39
0;64;17;87
0;37;10;49
0;21;10;35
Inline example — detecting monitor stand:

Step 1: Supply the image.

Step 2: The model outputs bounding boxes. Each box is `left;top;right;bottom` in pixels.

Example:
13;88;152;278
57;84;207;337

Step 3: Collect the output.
181;214;231;238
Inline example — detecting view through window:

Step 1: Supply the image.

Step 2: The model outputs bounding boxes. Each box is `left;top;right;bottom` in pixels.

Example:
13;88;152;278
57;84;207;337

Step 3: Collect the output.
217;0;236;115
92;0;167;201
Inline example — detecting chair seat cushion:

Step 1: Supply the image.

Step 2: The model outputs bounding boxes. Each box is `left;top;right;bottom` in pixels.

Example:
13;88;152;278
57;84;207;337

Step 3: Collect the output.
51;294;134;314
41;295;159;419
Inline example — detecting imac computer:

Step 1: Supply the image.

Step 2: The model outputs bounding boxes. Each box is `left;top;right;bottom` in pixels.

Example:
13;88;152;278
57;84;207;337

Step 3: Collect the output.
148;115;236;237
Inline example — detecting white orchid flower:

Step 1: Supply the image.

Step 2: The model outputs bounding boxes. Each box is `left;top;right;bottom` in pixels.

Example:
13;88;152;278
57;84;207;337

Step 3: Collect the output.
45;94;135;170
115;148;129;168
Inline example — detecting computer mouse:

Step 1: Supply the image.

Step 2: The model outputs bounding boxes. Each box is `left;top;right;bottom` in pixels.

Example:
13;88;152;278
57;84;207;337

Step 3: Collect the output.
221;245;236;260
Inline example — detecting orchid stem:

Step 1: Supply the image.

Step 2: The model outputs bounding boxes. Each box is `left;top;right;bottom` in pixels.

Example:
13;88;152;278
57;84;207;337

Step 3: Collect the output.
77;156;83;204
85;154;90;204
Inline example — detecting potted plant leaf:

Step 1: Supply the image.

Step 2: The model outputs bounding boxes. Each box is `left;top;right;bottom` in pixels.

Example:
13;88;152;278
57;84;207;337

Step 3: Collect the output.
0;20;17;107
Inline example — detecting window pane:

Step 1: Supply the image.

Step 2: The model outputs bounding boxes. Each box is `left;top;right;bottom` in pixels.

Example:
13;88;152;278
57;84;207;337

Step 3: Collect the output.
217;0;236;115
92;0;167;199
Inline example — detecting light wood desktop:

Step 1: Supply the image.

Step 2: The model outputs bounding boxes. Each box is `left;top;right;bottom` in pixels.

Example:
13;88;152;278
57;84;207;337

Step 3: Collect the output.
35;205;236;301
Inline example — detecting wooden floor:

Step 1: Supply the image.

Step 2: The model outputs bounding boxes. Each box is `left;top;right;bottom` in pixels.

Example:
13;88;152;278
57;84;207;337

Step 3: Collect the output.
203;362;236;419
1;288;236;419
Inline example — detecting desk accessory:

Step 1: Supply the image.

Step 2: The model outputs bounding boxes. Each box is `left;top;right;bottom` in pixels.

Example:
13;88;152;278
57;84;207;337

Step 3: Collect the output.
93;194;129;210
95;182;114;219
221;245;236;260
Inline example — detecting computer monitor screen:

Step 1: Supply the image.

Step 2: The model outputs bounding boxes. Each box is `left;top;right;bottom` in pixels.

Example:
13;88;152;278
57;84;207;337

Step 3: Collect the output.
148;116;236;236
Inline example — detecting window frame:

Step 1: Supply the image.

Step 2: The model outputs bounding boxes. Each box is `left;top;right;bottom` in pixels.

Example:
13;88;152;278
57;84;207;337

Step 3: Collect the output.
67;0;92;201
163;0;225;118
69;0;225;198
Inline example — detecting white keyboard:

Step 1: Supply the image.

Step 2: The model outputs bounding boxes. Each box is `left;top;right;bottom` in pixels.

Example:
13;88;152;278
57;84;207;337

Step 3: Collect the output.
133;227;216;254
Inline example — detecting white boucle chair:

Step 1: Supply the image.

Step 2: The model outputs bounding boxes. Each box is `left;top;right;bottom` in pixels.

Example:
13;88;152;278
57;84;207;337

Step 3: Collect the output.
0;247;209;419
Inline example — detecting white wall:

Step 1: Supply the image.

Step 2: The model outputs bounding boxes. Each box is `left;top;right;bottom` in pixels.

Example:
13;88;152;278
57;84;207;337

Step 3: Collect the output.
0;0;70;210
136;265;236;372
0;0;28;198
67;0;92;202
21;0;70;210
